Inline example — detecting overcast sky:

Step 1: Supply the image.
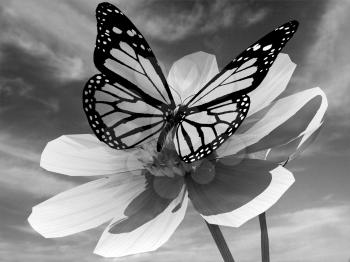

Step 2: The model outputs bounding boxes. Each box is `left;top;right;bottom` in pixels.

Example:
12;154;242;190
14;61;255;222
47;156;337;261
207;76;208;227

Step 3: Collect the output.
0;0;350;261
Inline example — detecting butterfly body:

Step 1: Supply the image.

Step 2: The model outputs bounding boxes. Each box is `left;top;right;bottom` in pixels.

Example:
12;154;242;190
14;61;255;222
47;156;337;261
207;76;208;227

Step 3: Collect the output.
157;105;188;152
83;2;299;163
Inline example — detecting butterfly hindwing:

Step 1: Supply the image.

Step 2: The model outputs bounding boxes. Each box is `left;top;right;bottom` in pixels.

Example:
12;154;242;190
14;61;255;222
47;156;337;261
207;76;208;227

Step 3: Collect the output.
176;95;250;162
176;20;299;162
83;74;166;149
94;2;175;107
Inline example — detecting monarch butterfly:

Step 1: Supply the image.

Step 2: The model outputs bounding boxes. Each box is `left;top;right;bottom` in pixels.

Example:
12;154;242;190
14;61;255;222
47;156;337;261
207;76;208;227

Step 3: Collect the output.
83;2;298;163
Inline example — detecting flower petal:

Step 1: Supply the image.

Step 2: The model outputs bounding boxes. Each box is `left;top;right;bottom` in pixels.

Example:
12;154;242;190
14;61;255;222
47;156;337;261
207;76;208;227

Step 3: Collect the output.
266;122;323;163
28;170;146;237
40;134;144;176
108;172;184;234
167;51;219;104
217;87;328;158
248;53;296;116
94;186;188;257
187;159;294;227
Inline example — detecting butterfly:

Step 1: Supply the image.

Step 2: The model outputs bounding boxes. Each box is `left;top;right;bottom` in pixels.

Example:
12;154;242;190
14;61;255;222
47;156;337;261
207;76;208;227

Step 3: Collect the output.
83;2;299;163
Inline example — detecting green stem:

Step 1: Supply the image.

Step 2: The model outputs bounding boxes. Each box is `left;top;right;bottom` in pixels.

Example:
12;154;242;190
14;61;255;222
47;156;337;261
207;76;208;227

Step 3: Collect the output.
259;212;270;262
205;221;235;262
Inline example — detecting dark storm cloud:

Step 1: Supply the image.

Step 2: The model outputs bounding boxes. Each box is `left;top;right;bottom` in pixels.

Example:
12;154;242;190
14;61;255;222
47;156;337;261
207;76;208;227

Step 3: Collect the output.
0;42;90;144
0;0;349;262
0;36;93;259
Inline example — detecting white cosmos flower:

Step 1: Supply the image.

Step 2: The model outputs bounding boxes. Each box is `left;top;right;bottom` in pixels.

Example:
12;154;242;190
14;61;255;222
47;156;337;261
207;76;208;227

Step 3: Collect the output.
28;52;328;258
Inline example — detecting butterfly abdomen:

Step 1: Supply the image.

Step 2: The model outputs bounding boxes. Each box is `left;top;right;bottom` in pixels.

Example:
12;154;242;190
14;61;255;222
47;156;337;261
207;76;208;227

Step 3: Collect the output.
157;121;174;152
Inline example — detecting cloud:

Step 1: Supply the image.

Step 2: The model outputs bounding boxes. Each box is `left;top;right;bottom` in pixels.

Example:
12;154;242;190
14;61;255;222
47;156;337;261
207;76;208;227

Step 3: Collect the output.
242;8;269;26
211;205;350;262
82;204;350;262
0;133;40;163
0;0;158;78
0;0;269;80
268;205;350;262
289;0;350;158
300;0;350;116
0;228;106;262
136;1;268;42
0;162;78;198
0;2;88;80
0;46;90;200
0;133;80;197
0;41;90;142
140;2;204;42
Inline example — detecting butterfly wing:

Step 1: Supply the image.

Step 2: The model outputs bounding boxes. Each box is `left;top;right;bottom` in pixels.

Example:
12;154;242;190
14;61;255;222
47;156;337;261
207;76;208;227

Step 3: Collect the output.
94;2;175;107
176;21;299;162
84;2;175;149
175;95;250;163
84;74;167;149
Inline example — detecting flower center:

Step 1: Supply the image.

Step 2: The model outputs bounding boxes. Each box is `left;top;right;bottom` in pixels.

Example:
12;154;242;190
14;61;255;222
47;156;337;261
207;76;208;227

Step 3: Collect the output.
141;141;192;178
136;138;218;199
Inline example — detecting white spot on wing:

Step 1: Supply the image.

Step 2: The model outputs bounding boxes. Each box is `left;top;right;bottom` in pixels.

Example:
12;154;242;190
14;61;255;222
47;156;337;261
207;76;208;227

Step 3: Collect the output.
263;44;272;51
253;44;261;51
127;30;136;36
113;27;122;34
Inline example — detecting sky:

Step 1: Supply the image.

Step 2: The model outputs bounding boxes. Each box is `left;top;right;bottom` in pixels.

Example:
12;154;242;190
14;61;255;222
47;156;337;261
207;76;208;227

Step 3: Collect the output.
0;0;350;261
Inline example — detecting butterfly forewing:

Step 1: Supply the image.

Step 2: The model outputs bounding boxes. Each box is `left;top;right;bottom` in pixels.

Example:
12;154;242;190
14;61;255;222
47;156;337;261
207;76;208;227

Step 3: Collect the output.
177;20;299;162
186;20;299;108
83;74;166;149
94;2;175;107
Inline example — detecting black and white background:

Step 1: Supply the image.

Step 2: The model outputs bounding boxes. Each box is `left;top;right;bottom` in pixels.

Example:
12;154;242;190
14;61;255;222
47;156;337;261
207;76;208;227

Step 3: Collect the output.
0;0;349;261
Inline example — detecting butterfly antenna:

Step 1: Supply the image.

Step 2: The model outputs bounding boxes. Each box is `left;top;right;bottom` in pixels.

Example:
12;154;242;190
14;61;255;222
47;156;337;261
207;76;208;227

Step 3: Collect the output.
182;94;196;104
168;84;182;104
